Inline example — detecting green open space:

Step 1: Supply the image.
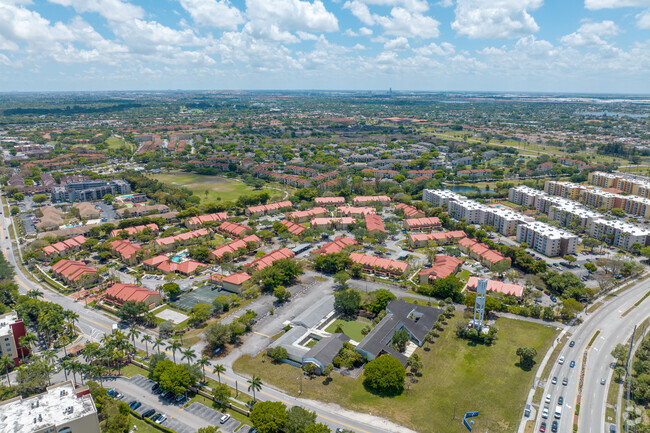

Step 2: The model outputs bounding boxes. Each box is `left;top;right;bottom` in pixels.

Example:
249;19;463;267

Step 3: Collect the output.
119;363;150;378
325;318;370;342
129;415;161;433
235;315;557;433
151;171;286;203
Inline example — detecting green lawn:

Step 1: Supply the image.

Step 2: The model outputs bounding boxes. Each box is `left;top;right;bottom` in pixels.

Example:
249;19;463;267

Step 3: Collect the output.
151;171;286;203
105;135;132;151
235;315;557;433
458;269;471;283
325;318;369;342
129;415;160;433
120;364;150;378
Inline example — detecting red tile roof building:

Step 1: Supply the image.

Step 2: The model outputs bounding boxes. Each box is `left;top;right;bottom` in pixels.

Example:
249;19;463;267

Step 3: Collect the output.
217;221;250;238
337;206;376;217
244;248;295;272
315;197;345;206
109;239;143;265
395;203;425;218
418;256;463;285
310;217;356;230
312;237;357;256
41;235;87;259
287;207;328;223
185;212;228;229
409;231;467;248
110;223;159;238
209;234;261;261
279;219;306;236
365;214;386;234
50;259;98;287
105;283;162;308
352;195;391;205
466;277;523;298
349;253;409;277
154;228;212;250
457;169;493;178
404;217;441;231
458;238;510;270
245;201;293;216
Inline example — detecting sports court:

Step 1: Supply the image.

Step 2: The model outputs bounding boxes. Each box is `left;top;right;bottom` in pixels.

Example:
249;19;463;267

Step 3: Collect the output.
172;284;227;310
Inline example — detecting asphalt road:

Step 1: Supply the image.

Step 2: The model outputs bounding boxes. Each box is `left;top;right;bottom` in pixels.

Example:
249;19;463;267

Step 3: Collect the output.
531;276;650;433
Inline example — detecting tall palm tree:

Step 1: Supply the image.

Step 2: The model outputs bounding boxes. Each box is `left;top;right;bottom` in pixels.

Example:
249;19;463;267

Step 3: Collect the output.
197;356;210;382
27;289;43;299
167;341;182;363
181;348;196;366
64;311;79;337
112;350;125;375
247;375;262;401
95;365;106;387
153;337;164;354
0;355;15;386
141;334;152;358
127;327;140;352
60;358;71;382
214;364;226;385
19;333;37;361
144;312;156;328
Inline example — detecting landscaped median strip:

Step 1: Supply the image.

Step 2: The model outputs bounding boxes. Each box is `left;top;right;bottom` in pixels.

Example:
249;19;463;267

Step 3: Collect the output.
574;330;600;433
621;291;650;318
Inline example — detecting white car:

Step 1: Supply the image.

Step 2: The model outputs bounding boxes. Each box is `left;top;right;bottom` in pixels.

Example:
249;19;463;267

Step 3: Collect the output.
156;414;167;424
542;407;549;419
220;414;230;424
545;394;551;404
558;356;565;365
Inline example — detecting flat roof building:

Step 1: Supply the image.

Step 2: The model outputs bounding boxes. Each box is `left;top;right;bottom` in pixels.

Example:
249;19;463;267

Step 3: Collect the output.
516;221;578;257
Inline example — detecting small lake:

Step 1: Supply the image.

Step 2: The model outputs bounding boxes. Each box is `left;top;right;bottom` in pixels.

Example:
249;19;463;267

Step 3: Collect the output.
577;111;649;118
444;185;489;193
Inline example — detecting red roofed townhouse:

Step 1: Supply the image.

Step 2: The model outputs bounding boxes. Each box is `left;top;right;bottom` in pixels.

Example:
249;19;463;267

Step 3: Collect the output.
352;195;391;206
245;201;293;216
287;207;328;223
365;214;386;234
349;252;409;277
41;235;87;260
244;248;295;272
395;203;425;219
110;223;159;238
105;283;162;308
209;234;261;262
156;259;206;276
457;169;493;178
407;170;437;178
315;197;345;206
404;217;441;231
109;239;143;265
458;238;511;270
466;276;523;298
185;212;228;229
312;237;357;256
154;228;212;251
418;256;463;284
142;255;170;271
223;272;252;294
279;219;306;236
337;206;376;217
50;259;98;288
217;221;250;238
538;161;555;172
310;217;356;230
409;231;466;248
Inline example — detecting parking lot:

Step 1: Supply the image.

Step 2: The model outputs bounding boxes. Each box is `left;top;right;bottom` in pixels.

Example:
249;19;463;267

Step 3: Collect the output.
110;374;241;433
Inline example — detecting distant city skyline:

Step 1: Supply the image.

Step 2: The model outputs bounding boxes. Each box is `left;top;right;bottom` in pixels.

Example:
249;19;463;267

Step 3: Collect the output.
1;0;650;93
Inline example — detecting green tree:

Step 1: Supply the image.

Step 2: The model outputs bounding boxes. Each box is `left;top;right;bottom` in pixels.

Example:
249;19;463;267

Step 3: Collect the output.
214;364;226;384
333;271;350;287
334;289;361;317
33;194;47;204
273;286;291;303
305;424;332;433
516;347;537;369
189;303;212;324
314;253;352;274
198;427;220;433
250;401;287;433
205;323;231;350
615;366;626;382
584;263;597;273
270;346;289;362
248;374;263;401
391;328;409;352
161;282;181;300
366;289;396;314
116;300;147;323
0;355;15;386
363;355;406;394
612;344;628;366
167;341;183;364
407;353;423;376
213;383;232;409
285;406;317;433
150;360;195;395
10;206;19;215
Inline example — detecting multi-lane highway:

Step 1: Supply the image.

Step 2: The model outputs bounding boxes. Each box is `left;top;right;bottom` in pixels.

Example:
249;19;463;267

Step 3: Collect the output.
532;276;650;433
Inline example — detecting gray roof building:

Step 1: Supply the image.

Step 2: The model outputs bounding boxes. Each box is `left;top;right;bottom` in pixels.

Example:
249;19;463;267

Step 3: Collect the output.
302;333;349;373
292;295;334;329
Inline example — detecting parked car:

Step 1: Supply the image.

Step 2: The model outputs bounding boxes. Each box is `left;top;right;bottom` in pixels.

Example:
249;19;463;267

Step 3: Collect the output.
220;414;231;424
152;383;159;391
156;414;167;424
545;394;551;404
142;409;155;418
115;392;124;399
128;400;136;407
163;391;174;399
601;378;607;385
175;394;185;403
107;389;116;397
558;396;563;405
150;414;161;423
542;407;549;419
540;421;546;432
570;361;575;368
552;420;558;432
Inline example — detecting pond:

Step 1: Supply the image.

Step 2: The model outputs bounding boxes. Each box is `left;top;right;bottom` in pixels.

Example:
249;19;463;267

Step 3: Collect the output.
444;185;489;193
577;111;649;118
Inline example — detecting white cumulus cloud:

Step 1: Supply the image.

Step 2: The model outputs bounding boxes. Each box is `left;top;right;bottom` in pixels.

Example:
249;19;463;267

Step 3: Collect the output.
344;1;440;38
452;0;543;39
47;0;144;22
245;0;339;32
384;36;410;50
584;0;650;9
637;9;650;28
560;20;620;47
178;0;244;30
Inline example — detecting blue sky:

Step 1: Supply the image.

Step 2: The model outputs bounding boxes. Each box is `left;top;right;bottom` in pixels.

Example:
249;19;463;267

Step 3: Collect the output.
1;0;650;93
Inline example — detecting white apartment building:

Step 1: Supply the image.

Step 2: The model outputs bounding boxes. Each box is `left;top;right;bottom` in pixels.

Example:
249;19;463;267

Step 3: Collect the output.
422;189;466;208
516;221;579;257
508;185;545;208
547;200;600;229
588;219;650;251
483;207;528;236
448;199;487;225
544;180;585;200
0;381;101;433
588;171;620;189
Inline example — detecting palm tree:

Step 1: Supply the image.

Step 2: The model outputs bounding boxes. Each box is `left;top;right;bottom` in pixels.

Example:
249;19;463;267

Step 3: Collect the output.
27;289;43;299
144;312;156;328
153;337;164;354
95;365;106;387
60;358;71;381
19;333;37;361
247;375;262;401
64;310;79;337
167;341;182;363
181;348;196;366
127;327;140;351
197;355;210;382
0;355;15;386
141;334;152;358
214;364;226;385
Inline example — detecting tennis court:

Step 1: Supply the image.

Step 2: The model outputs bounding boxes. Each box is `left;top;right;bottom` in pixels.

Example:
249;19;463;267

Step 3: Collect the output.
172;284;226;310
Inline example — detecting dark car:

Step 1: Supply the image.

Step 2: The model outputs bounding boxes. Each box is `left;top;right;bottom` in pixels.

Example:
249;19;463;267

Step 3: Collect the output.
152;383;159;391
107;389;116;397
558;396;563;405
150;414;161;422
569;340;575;347
570;360;576;368
143;409;156;418
163;391;174;399
128;400;136;407
552;421;558;432
540;421;546;432
562;377;568;386
131;402;142;410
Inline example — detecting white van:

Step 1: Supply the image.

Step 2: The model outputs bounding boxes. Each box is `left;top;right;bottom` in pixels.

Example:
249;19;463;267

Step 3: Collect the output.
554;405;562;419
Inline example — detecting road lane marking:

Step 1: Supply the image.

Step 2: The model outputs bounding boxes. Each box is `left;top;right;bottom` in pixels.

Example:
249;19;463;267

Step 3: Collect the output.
253;331;271;338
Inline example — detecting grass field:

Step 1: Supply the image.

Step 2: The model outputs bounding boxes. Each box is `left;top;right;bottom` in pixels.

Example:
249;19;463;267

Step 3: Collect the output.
234;315;557;433
129;415;160;433
151;171;287;203
119;364;150;378
325;318;370;342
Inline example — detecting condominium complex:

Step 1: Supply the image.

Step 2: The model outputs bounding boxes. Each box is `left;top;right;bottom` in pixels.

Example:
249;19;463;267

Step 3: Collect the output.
587;219;650;251
0;381;100;433
588;171;650;198
51;179;131;203
516;221;579;257
422;189;466;208
507;185;545;208
0;311;29;366
543;181;584;201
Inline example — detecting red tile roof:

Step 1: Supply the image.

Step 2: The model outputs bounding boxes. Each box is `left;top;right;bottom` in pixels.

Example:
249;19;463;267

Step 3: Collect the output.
43;235;87;256
187;212;227;226
244;248;295;271
223;272;251;285
404;217;441;230
109;239;142;260
155;228;211;246
409;231;467;244
419;255;463;282
105;283;160;305
395;203;425;218
365;214;385;233
337;206;375;216
246;201;293;214
279;219;306;235
315;197;345;206
210;234;260;259
287;207;328;220
51;259;97;282
466;277;523;298
111;223;158;238
217;221;250;238
352;195;391;204
312;237;357;255
349;252;408;274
